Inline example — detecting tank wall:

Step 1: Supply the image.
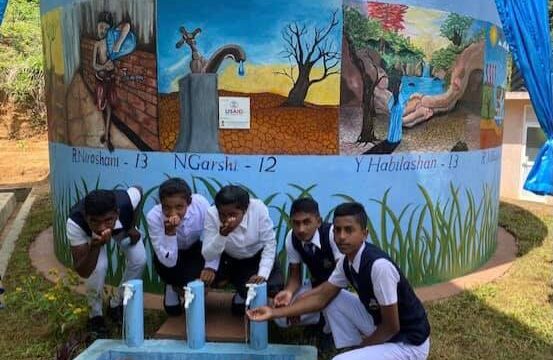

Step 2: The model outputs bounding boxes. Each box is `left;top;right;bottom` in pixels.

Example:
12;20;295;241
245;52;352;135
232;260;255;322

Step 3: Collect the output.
42;0;507;292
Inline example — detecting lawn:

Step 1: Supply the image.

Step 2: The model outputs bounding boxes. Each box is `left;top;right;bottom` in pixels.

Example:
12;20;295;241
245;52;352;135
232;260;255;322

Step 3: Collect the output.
0;191;551;359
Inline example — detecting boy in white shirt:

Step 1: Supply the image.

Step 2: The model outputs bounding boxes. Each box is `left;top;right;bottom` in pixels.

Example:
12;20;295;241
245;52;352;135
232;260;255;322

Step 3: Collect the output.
67;187;145;337
248;202;431;360
147;178;215;315
201;185;283;315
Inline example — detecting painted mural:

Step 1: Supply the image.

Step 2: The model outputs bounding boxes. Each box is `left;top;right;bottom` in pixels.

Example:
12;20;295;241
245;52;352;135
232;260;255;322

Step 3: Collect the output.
156;0;342;154
340;0;508;155
44;0;157;152
42;0;506;293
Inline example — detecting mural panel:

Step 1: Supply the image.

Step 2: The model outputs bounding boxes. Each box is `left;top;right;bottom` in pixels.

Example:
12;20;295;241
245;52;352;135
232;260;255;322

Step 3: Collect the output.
42;0;506;293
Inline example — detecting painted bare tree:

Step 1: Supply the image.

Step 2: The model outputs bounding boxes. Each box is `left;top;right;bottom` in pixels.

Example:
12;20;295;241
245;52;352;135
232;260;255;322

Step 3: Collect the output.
277;10;340;107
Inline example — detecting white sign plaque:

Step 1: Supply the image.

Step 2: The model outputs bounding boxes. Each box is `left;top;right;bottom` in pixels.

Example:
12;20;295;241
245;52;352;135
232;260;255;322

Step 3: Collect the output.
219;97;251;129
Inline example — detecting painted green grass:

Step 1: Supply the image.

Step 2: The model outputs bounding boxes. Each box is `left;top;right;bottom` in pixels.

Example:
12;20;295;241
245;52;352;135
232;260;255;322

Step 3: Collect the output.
51;177;499;291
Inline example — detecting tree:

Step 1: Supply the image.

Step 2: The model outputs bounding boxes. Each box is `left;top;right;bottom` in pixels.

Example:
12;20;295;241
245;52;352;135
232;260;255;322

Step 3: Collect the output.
367;2;408;33
344;7;385;143
277;10;340;107
344;6;423;144
440;13;473;46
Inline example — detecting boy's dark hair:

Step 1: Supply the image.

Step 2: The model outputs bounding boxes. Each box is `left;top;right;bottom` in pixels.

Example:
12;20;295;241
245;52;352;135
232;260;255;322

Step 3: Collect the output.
159;178;192;204
333;202;368;229
214;185;249;211
97;11;113;27
84;190;117;217
290;197;320;217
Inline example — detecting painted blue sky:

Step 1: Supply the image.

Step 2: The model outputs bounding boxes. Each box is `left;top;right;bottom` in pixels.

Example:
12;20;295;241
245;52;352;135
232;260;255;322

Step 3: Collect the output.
157;0;341;93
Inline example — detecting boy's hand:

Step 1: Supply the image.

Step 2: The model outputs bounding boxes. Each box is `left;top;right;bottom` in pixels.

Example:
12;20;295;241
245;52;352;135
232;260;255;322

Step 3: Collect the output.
247;275;266;285
247;306;273;321
219;216;238;236
91;229;111;248
274;290;293;307
200;268;216;286
164;215;181;236
128;228;141;245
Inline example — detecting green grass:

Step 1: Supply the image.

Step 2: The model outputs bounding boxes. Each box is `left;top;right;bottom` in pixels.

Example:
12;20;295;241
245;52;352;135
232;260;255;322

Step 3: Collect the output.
0;190;166;359
1;190;551;359
0;0;45;134
276;200;553;360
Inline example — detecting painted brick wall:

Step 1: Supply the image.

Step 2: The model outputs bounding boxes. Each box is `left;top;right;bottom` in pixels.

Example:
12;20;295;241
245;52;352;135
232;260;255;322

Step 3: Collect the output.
81;38;159;150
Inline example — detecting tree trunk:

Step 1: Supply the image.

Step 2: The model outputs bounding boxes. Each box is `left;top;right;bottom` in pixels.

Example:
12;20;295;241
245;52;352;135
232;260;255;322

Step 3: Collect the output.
345;35;378;143
284;65;311;107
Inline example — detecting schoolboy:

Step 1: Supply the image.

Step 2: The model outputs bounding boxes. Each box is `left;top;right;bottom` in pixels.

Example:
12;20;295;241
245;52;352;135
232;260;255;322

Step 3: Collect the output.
201;185;283;314
248;202;431;359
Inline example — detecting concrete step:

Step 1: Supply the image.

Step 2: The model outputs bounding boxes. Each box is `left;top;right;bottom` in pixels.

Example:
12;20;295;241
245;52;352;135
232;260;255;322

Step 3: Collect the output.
0;193;16;234
155;291;246;342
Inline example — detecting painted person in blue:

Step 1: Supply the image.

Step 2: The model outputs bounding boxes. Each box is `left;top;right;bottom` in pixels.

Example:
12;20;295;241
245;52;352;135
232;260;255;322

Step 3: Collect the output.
248;202;430;359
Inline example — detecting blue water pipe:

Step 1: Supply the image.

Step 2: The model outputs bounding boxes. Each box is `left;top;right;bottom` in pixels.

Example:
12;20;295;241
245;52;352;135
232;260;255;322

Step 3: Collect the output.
246;282;268;350
122;279;144;347
184;280;205;349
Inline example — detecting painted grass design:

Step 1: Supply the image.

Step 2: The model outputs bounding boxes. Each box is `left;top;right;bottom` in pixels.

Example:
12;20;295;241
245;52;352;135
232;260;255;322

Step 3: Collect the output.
51;176;498;292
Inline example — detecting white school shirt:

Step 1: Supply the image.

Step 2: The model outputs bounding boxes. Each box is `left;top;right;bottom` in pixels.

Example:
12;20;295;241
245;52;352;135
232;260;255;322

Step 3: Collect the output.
284;226;342;264
328;242;400;306
146;194;218;269
201;199;276;279
66;187;142;247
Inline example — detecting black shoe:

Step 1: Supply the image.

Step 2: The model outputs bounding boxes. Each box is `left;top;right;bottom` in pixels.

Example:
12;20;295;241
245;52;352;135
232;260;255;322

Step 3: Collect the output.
0;287;4;295
107;304;123;324
231;293;246;316
87;316;108;339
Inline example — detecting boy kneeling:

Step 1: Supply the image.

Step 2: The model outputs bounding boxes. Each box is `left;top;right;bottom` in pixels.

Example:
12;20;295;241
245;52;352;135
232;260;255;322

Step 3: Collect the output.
147;178;215;315
248;202;430;359
201;185;283;315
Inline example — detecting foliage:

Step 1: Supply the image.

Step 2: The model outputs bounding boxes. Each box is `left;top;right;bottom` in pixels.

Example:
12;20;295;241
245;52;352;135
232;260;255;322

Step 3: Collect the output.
440;13;474;47
430;45;461;73
0;0;45;135
344;6;424;72
367;2;408;33
344;7;382;51
6;269;87;338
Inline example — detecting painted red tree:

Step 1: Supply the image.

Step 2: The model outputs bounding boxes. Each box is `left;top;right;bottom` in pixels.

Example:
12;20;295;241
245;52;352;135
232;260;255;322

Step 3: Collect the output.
367;2;408;32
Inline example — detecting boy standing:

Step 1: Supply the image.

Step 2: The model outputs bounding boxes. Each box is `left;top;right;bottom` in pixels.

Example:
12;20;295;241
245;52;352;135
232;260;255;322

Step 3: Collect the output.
147;178;216;315
67;187;145;337
201;185;283;314
248;202;431;359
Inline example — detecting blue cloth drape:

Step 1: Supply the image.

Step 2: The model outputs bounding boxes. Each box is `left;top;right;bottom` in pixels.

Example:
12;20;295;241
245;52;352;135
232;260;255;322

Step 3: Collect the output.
0;0;8;26
496;0;553;195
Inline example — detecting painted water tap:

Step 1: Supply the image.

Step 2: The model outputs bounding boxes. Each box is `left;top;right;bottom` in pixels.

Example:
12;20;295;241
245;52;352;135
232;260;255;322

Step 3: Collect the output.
245;283;257;308
184;286;194;309
122;282;135;306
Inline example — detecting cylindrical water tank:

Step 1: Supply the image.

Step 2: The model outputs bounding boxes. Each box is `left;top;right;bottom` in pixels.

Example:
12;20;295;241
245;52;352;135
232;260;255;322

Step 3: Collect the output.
42;0;507;291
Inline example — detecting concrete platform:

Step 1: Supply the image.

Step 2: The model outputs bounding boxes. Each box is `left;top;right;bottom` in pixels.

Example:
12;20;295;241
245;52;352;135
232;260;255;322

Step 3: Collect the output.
155;291;246;342
0;192;16;234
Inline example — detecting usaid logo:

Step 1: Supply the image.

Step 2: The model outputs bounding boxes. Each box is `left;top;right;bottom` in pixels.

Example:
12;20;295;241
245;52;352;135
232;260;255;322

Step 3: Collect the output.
225;100;244;115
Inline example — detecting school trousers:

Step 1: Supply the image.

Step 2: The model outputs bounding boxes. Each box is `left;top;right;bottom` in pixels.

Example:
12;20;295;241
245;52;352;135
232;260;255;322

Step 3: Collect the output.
153;241;205;287
213;250;284;298
326;291;430;359
86;239;146;317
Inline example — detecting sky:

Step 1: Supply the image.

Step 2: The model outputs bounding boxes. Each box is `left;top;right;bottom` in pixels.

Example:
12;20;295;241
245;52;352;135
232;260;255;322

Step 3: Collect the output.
157;0;342;93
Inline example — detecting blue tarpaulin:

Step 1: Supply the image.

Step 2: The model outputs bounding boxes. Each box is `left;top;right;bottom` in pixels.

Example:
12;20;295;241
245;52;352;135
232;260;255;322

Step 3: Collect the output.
0;0;8;25
496;0;553;195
